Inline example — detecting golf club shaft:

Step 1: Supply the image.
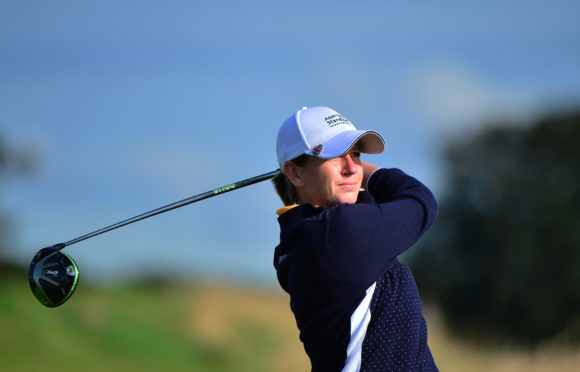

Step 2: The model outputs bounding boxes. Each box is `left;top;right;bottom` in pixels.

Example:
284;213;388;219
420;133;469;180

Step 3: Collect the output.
55;169;280;250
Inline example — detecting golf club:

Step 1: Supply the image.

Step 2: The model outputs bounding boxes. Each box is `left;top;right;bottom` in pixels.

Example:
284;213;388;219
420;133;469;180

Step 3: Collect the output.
28;169;281;307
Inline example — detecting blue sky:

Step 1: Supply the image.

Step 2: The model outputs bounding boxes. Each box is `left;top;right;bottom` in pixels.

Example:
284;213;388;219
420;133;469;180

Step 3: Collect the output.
2;0;580;285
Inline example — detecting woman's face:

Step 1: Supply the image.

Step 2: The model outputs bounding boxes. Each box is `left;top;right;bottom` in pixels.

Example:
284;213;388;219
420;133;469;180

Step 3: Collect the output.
296;147;363;206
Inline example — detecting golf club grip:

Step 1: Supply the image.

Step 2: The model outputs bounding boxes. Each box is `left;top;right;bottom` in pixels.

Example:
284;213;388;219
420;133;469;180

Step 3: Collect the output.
59;169;281;249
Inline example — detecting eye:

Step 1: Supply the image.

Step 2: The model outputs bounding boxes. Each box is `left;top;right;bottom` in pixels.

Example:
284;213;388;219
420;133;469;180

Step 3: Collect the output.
350;151;361;159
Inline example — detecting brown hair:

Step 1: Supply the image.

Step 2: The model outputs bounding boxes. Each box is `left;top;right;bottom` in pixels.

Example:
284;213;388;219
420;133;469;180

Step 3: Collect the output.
272;154;311;206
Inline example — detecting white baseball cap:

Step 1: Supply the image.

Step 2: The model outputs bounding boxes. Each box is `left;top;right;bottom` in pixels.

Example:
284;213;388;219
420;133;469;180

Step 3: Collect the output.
276;106;385;171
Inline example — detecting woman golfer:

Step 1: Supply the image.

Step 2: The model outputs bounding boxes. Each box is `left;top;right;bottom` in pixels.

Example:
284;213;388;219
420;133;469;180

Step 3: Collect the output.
272;107;439;371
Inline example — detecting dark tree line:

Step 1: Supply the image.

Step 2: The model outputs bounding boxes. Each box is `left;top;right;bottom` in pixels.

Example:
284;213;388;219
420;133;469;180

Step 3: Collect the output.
408;108;580;345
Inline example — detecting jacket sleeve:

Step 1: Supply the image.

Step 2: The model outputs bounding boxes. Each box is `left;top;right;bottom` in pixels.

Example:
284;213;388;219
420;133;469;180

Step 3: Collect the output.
325;168;437;286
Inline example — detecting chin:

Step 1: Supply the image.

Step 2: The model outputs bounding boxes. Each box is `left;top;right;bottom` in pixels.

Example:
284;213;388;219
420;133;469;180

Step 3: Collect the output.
338;196;359;205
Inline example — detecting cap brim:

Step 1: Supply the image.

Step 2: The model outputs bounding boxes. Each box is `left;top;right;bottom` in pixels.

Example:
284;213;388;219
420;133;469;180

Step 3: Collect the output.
312;130;385;159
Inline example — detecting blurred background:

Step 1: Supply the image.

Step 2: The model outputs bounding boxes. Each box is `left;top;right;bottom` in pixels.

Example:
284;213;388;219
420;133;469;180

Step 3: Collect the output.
1;1;579;370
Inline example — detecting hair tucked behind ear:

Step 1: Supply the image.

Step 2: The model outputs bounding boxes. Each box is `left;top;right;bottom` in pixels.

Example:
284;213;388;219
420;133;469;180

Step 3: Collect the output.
272;154;310;206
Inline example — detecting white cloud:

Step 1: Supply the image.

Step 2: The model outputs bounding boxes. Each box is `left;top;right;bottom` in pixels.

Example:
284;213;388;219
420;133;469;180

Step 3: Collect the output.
406;61;535;133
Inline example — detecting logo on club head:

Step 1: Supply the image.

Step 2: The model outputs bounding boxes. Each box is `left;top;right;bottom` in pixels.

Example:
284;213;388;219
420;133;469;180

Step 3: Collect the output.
66;265;76;276
312;144;323;155
45;269;59;276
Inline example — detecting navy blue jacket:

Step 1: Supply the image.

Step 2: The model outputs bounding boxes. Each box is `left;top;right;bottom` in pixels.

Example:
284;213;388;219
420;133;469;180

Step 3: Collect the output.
274;168;438;371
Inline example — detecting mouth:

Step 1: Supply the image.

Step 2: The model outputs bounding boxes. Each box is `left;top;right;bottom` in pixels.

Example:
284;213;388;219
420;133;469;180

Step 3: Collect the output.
338;182;359;191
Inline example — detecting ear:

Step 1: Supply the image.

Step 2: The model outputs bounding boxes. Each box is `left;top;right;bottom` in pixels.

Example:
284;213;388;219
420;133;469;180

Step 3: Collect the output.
284;161;305;188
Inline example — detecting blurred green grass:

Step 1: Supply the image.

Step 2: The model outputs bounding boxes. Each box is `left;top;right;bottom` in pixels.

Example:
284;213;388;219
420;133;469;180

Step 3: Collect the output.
1;276;579;372
0;276;307;372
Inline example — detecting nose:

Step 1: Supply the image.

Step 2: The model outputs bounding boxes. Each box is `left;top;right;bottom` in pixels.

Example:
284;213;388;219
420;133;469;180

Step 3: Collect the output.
341;153;358;175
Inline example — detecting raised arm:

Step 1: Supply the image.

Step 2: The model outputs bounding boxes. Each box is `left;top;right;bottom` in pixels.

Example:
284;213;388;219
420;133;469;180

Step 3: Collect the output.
361;161;380;188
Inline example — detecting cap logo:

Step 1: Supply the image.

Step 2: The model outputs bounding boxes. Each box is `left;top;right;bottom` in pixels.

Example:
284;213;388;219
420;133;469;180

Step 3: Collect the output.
312;144;323;155
324;114;351;128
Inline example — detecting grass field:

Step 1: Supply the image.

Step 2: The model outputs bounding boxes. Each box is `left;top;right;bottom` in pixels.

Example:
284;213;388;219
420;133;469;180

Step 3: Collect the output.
1;276;578;371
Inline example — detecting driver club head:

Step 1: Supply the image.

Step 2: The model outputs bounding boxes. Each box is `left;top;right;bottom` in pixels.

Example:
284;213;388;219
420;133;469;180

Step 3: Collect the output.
28;246;79;308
